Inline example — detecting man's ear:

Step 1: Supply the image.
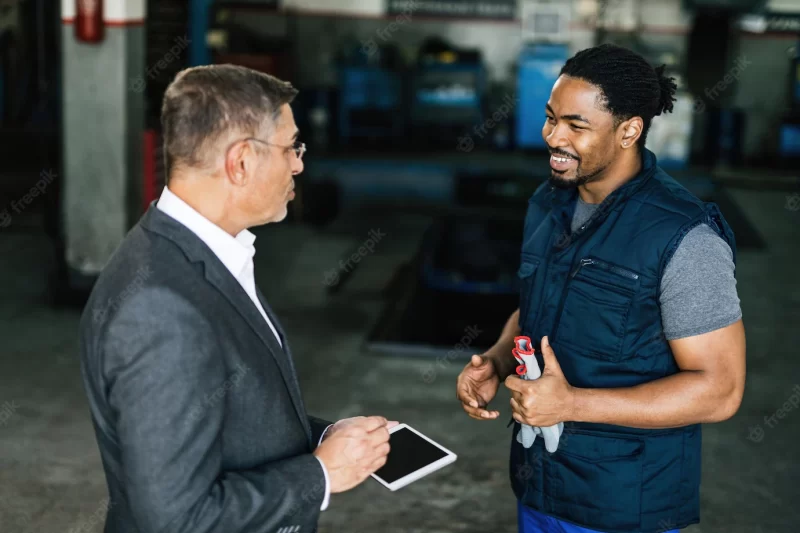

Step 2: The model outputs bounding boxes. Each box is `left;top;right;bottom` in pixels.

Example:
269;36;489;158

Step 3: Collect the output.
619;116;643;148
225;140;250;186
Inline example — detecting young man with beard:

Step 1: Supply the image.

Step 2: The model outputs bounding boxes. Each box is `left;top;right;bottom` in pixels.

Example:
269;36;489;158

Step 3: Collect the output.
457;44;746;533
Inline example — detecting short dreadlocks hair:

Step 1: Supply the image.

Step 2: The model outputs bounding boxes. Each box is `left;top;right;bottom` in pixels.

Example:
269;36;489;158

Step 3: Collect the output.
560;43;677;147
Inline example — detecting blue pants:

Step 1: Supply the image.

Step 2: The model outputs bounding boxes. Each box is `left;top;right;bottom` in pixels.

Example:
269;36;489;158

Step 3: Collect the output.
518;501;679;533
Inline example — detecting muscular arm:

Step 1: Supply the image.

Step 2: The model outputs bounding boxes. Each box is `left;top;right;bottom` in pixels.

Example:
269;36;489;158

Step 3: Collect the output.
571;320;746;428
570;224;746;428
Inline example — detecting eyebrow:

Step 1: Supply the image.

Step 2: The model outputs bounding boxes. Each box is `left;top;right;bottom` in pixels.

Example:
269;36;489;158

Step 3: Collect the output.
546;104;592;125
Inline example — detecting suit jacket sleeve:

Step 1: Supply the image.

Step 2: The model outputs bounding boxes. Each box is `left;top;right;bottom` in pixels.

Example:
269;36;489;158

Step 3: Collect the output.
308;416;334;446
103;287;326;533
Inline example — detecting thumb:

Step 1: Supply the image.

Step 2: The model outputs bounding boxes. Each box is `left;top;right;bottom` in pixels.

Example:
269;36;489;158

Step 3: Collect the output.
540;336;563;375
471;354;486;367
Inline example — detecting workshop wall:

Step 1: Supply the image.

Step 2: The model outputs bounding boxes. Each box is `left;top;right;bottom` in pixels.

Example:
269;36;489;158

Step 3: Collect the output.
226;0;689;86
732;35;798;160
222;0;798;162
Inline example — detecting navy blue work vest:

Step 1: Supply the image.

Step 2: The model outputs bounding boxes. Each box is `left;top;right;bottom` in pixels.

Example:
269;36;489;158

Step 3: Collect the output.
510;149;736;533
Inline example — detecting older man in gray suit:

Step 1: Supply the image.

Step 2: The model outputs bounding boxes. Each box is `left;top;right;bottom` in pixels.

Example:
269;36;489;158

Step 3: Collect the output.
79;64;393;533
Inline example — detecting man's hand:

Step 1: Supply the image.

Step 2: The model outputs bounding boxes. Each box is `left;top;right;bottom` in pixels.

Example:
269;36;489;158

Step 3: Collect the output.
457;354;501;420
321;416;399;442
505;336;575;427
313;416;394;493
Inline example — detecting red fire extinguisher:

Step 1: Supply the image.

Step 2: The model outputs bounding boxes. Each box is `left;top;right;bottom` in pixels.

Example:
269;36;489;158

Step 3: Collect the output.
75;0;104;43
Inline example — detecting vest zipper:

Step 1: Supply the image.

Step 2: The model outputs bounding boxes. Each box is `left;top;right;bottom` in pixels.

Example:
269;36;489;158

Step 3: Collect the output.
570;258;594;279
570;258;639;280
547;256;584;346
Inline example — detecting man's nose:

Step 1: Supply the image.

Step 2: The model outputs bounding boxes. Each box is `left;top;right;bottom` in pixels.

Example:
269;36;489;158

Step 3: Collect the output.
545;124;569;148
292;157;304;175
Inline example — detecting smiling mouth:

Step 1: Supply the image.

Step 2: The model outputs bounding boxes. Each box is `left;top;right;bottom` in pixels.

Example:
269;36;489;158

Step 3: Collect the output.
550;151;578;162
549;152;579;174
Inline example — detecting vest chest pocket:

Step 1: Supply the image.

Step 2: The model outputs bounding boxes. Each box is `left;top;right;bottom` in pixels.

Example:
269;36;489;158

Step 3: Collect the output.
557;257;640;362
517;257;540;330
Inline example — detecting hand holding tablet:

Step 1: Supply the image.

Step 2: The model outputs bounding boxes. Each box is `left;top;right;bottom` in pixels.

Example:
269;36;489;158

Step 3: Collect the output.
371;424;457;491
314;416;395;493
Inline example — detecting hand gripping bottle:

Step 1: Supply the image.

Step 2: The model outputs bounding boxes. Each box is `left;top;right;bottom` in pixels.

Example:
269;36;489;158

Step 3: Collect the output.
513;336;564;453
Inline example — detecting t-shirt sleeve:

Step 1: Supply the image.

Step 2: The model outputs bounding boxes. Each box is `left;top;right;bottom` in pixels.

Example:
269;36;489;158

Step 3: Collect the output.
659;223;742;340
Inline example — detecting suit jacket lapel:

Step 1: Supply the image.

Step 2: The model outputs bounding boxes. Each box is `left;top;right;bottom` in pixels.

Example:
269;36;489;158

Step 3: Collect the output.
140;205;312;446
202;263;313;446
255;288;313;445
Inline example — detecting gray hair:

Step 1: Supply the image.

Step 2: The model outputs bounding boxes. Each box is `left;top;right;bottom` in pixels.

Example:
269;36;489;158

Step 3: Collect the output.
161;64;298;179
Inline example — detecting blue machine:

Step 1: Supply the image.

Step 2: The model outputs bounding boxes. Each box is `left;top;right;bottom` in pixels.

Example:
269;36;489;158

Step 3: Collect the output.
778;41;800;159
779;124;800;157
411;62;486;132
338;66;404;143
793;44;800;107
515;43;569;150
189;0;214;67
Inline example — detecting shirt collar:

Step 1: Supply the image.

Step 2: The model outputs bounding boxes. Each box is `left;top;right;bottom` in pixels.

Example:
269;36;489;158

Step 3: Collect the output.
156;186;256;279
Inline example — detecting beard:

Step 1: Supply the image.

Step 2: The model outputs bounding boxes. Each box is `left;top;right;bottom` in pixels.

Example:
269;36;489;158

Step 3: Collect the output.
549;163;608;190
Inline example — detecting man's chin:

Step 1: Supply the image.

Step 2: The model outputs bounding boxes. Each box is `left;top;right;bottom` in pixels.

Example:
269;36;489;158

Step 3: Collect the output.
548;171;578;190
257;206;289;225
273;206;289;223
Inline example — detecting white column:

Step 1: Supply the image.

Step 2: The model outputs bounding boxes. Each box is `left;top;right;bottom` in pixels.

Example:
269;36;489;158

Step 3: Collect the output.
61;0;146;282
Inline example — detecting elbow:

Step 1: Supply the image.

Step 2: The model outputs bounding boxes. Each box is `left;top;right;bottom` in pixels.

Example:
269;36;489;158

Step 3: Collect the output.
708;384;745;423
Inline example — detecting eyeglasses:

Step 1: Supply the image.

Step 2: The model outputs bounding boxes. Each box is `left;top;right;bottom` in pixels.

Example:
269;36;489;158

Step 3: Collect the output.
242;137;306;160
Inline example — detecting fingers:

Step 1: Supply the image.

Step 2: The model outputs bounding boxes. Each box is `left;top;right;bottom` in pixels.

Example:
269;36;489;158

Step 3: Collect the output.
510;397;523;417
509;388;523;403
457;384;480;409
457;355;496;407
458;383;499;419
365;425;391;447
504;374;525;391
462;403;500;420
364;442;391;474
359;416;389;433
375;442;391;457
510;397;528;425
367;453;388;473
477;409;500;420
386;420;400;429
458;356;488;408
458;355;500;419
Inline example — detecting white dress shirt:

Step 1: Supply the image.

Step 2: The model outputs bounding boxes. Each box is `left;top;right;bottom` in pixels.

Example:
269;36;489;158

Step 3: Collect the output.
157;186;331;511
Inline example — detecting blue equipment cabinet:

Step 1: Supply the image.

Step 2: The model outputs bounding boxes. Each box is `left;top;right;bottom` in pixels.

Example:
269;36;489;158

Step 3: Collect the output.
778;41;800;159
793;44;800;107
338;66;404;143
411;62;486;129
189;0;213;67
515;43;569;149
779;124;800;157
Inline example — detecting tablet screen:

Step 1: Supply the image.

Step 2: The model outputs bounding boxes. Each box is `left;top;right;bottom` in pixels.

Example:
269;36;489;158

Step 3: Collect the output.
373;427;449;484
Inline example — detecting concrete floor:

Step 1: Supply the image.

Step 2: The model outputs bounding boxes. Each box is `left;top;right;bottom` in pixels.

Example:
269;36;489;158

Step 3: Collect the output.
0;188;798;533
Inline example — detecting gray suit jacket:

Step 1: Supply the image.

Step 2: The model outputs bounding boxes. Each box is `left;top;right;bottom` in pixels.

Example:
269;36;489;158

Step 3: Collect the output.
79;204;332;533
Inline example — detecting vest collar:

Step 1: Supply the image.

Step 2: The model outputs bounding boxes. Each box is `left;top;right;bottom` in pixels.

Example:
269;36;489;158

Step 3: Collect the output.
543;148;659;235
546;148;657;208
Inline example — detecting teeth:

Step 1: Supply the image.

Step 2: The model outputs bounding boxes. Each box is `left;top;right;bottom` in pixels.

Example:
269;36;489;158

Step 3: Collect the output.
553;156;571;163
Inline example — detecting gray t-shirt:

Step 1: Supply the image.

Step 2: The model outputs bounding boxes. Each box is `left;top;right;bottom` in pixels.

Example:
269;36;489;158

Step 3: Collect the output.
572;196;742;340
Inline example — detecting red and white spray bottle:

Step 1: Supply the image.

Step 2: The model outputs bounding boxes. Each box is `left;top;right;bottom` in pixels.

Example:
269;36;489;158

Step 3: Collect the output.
513;336;564;452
